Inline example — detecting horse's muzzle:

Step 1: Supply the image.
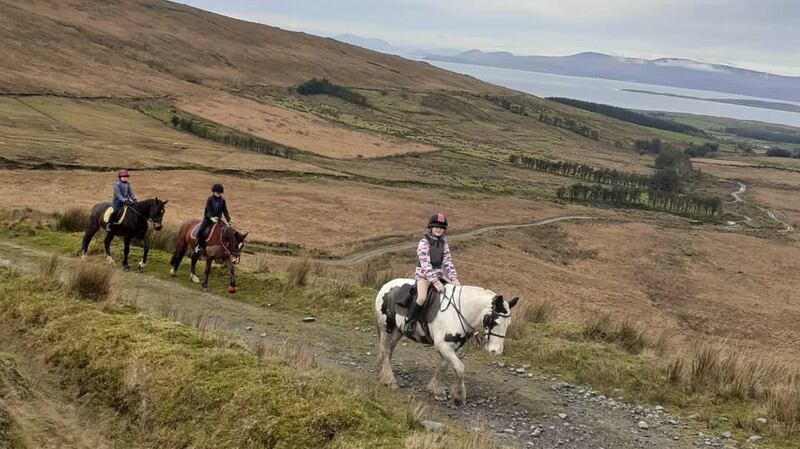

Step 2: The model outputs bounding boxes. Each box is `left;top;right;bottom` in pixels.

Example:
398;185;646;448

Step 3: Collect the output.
153;222;163;230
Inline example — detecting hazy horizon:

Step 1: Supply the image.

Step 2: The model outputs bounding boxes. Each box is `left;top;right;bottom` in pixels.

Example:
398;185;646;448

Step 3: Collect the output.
177;0;800;77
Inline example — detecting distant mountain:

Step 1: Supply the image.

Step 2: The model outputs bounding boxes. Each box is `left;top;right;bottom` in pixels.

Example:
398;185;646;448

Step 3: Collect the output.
426;50;800;102
333;34;461;59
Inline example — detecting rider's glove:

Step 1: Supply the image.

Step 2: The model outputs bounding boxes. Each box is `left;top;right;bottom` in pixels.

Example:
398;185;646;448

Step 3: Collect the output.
433;280;445;292
210;217;219;223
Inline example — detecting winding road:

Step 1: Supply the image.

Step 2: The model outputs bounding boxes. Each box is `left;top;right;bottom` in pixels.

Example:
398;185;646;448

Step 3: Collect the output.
727;181;793;232
324;216;597;266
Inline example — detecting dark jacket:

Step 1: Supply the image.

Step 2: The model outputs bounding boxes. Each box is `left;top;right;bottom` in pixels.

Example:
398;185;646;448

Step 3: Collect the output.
113;180;136;205
204;195;231;221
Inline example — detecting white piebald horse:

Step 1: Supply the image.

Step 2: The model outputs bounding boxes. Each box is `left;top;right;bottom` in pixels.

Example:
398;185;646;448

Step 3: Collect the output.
375;278;518;405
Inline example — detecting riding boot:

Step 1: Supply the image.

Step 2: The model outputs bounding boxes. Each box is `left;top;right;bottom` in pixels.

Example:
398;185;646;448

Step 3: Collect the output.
404;301;423;336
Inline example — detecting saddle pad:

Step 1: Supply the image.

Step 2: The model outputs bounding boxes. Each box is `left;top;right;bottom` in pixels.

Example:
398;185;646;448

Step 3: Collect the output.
191;222;218;243
102;206;127;224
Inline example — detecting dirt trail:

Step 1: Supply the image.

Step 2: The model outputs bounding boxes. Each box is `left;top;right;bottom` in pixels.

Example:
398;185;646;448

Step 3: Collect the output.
727;180;793;232
0;239;700;449
325;216;596;266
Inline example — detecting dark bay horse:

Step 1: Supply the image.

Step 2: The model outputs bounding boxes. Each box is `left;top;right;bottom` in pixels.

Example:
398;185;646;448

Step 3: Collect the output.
170;219;247;293
81;198;168;271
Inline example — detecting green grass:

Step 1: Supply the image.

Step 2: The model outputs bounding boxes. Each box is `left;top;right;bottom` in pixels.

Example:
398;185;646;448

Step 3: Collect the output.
0;266;503;449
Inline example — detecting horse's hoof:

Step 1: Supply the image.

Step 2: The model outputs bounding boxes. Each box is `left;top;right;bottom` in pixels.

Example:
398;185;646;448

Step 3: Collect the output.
202;287;209;293
433;392;447;401
80;254;87;262
227;285;237;294
169;268;176;277
190;275;200;283
123;266;131;272
137;262;145;271
106;257;114;264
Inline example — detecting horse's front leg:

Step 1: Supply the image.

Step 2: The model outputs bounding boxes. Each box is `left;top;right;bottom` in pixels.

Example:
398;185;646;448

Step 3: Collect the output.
227;259;237;293
189;253;201;283
202;258;212;293
138;232;149;271
122;236;132;271
103;232;115;264
436;342;466;405
427;352;450;401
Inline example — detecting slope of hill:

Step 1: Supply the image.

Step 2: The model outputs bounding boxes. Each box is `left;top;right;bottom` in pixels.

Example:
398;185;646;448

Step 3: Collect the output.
0;0;502;96
427;50;800;102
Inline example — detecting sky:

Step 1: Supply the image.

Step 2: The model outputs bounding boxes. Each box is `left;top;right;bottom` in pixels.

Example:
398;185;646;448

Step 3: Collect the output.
178;0;800;76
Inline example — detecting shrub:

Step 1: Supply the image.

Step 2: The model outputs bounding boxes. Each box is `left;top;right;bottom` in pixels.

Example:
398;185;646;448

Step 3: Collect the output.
68;262;114;301
56;208;90;232
766;148;793;158
296;78;368;106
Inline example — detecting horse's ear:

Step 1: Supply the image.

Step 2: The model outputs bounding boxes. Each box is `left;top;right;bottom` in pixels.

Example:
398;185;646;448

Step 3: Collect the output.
508;297;519;309
242;232;249;240
162;200;169;205
492;295;504;310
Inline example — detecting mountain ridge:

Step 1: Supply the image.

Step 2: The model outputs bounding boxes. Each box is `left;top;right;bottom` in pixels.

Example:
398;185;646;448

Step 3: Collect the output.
426;49;800;101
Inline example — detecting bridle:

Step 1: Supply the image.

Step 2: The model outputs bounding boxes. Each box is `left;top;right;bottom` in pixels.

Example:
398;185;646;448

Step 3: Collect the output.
483;309;510;341
218;226;242;262
126;202;163;228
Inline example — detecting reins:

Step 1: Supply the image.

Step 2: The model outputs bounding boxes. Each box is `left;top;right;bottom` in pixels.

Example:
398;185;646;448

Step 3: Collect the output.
440;285;509;343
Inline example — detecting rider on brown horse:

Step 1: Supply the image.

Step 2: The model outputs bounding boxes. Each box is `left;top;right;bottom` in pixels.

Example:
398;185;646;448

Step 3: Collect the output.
195;183;232;254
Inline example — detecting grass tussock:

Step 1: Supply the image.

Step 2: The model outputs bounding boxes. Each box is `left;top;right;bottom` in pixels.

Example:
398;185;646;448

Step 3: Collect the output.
287;257;314;286
68;262;114;301
403;427;501;449
145;227;177;252
38;253;60;280
55;207;90;233
252;255;271;274
582;313;649;354
507;300;553;339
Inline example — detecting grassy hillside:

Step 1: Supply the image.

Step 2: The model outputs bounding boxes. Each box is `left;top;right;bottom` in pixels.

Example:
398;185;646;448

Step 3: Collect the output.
0;0;504;96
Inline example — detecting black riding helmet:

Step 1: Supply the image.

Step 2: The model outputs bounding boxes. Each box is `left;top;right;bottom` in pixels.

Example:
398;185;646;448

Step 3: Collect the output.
427;212;448;229
212;183;224;194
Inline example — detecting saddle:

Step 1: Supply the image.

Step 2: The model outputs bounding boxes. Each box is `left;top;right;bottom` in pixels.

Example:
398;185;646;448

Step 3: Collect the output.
102;205;127;225
191;222;218;243
381;281;444;345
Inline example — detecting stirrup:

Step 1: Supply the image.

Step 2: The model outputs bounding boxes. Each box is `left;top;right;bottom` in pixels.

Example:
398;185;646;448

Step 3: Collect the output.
403;321;417;336
194;245;203;254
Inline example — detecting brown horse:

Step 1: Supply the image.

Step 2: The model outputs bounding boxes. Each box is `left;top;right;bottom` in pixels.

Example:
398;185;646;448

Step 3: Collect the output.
170;219;247;293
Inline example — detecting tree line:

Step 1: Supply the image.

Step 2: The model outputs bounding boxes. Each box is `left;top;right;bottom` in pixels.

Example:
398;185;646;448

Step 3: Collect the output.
556;184;721;217
538;113;599;140
296;78;368;106
170;114;297;159
725;127;800;144
547;97;703;135
509;154;650;188
482;95;530;116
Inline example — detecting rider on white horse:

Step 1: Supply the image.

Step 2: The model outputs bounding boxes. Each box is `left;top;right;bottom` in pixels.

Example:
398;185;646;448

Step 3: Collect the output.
404;213;460;336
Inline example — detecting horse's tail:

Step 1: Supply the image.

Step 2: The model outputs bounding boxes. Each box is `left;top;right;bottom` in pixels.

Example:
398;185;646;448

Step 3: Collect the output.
81;208;101;255
170;220;195;270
